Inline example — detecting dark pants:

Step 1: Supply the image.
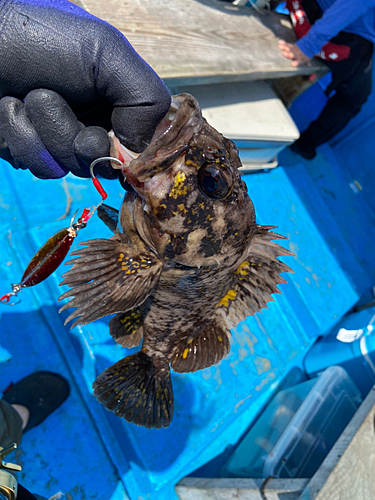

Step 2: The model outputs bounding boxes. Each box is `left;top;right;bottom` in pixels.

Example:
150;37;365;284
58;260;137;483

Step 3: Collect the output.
299;0;373;149
0;399;47;500
0;398;23;447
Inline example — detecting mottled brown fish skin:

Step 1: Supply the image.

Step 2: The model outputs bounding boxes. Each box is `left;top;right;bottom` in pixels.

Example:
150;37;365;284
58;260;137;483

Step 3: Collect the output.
127;94;257;270
58;93;293;429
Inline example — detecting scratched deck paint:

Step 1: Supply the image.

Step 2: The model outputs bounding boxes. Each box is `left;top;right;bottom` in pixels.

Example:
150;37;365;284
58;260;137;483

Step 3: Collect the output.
0;141;369;499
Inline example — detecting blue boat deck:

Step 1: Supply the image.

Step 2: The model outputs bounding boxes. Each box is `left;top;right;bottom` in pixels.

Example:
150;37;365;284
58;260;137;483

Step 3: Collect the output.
1;64;375;499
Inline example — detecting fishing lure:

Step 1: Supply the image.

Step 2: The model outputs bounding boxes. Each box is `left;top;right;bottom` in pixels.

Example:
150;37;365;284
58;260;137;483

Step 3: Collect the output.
0;157;123;305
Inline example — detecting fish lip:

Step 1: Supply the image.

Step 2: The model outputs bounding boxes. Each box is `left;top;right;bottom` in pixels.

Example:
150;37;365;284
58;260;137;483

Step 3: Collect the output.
109;132;144;192
110;94;203;190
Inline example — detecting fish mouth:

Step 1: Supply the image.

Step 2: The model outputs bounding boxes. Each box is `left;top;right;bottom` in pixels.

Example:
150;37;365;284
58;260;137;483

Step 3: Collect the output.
109;94;204;193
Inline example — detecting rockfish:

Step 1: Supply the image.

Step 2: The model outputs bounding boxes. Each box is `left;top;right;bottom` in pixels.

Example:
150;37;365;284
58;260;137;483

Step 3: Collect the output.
58;94;292;428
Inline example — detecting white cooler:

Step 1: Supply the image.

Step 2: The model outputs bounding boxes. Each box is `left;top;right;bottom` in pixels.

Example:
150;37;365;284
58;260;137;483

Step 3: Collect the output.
173;81;300;172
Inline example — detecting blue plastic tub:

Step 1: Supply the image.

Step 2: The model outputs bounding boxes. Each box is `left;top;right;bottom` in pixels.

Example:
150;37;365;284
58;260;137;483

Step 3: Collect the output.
304;307;375;398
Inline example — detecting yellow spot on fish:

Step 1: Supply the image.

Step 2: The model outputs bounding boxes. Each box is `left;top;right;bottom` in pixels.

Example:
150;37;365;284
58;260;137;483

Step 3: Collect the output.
206;214;212;221
160;203;167;209
169;171;187;199
177;204;187;214
216;289;238;307
235;232;238;236
183;348;189;359
199;202;205;210
118;253;124;262
236;261;249;276
187;338;194;344
218;336;222;342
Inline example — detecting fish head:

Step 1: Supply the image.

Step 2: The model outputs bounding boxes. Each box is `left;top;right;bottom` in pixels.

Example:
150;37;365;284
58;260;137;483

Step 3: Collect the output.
111;94;257;268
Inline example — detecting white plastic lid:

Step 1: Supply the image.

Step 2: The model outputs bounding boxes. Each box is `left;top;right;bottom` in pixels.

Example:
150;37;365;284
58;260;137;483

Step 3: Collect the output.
175;81;300;142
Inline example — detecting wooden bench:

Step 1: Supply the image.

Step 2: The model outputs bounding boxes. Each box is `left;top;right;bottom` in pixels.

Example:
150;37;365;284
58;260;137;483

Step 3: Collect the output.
73;0;325;90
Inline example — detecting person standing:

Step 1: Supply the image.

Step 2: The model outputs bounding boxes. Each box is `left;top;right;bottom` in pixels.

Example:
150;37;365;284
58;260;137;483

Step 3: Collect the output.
278;0;375;160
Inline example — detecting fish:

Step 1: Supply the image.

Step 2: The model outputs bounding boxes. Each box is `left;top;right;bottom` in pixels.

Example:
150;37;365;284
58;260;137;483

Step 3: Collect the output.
58;93;293;429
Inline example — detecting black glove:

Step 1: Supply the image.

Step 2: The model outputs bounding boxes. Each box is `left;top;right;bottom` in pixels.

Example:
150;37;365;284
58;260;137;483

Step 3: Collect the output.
0;0;171;179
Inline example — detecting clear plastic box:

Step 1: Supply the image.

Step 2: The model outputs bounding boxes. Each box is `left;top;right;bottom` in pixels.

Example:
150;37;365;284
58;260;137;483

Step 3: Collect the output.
222;366;362;479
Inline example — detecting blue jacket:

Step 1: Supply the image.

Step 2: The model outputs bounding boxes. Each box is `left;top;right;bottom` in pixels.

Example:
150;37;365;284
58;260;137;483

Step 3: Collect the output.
297;0;375;57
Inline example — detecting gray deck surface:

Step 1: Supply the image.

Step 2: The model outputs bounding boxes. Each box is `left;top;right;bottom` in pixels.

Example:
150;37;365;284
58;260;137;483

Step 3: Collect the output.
74;0;323;86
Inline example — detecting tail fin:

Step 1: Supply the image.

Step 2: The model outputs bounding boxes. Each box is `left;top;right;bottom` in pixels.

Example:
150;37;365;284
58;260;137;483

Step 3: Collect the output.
93;351;173;429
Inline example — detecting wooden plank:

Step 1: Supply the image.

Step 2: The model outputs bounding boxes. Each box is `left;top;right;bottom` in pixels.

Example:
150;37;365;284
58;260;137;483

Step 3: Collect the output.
263;478;309;500
176;478;263;500
299;386;375;500
75;0;323;86
176;477;309;500
269;68;328;107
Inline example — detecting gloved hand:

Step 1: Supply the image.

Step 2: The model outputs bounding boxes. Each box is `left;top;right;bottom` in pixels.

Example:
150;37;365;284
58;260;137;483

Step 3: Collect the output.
0;0;171;179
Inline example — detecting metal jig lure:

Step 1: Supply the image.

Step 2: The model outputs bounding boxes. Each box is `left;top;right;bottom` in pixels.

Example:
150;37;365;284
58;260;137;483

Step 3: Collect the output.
0;156;123;305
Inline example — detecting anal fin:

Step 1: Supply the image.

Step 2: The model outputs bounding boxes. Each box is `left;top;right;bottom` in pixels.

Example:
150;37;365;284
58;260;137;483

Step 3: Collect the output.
109;309;143;348
170;318;231;373
93;351;173;429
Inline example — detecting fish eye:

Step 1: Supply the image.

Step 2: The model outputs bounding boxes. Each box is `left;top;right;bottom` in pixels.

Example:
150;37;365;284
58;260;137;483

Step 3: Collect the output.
198;163;233;199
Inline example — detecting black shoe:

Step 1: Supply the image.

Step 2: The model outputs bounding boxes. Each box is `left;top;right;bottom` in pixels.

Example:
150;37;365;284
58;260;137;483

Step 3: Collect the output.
2;371;70;432
290;139;316;160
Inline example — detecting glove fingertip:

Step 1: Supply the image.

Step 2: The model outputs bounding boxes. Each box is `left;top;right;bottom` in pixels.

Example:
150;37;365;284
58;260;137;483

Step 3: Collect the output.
74;126;117;179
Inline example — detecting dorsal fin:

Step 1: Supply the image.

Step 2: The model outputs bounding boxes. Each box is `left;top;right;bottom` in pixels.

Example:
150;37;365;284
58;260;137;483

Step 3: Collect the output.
97;204;119;233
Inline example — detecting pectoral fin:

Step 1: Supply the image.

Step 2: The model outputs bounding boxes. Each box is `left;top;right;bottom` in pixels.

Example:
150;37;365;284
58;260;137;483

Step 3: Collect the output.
58;235;163;327
217;225;293;328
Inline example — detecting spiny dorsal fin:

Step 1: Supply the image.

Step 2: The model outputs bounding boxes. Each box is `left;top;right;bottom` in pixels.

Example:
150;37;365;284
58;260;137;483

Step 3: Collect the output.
97;204;119;233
